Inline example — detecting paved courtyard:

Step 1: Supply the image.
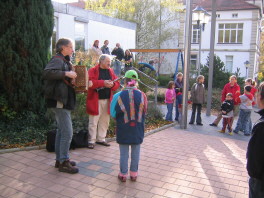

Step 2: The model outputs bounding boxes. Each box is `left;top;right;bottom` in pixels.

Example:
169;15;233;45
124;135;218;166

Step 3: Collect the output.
0;119;251;198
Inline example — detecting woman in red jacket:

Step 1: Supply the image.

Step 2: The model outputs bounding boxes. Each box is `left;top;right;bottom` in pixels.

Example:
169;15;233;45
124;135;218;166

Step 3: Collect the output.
210;75;240;127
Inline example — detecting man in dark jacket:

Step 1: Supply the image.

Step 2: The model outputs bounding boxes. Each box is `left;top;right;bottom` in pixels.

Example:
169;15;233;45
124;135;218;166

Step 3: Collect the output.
247;82;264;198
43;38;78;174
111;43;124;76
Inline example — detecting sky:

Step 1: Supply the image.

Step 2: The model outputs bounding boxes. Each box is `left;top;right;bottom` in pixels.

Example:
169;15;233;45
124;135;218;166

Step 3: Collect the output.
52;0;79;4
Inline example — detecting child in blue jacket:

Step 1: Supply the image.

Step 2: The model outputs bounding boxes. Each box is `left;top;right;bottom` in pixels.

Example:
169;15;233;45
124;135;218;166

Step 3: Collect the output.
110;70;148;182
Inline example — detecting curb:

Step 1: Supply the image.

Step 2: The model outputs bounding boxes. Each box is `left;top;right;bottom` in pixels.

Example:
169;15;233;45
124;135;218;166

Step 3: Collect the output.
0;123;177;154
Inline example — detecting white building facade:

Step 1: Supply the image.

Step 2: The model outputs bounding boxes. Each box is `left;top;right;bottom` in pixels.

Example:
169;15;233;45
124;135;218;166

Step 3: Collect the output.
186;0;263;79
52;1;136;55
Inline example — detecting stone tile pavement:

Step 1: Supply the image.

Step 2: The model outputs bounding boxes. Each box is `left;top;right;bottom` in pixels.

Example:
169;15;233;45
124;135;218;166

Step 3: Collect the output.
0;106;260;198
0;132;250;197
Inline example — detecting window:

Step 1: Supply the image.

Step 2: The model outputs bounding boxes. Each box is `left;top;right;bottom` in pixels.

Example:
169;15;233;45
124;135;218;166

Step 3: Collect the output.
75;22;86;51
191;54;197;70
225;56;233;72
216;14;220;18
51;17;58;55
192;24;200;43
232;13;238;18
218;23;243;43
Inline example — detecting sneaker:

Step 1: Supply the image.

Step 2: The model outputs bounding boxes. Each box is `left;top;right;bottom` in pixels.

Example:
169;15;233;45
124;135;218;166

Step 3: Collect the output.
218;130;225;133
233;130;238;134
244;133;250;136
130;176;137;181
118;174;127;182
197;123;203;126
229;132;233;136
189;122;194;124
59;160;79;174
209;123;217;127
55;160;76;168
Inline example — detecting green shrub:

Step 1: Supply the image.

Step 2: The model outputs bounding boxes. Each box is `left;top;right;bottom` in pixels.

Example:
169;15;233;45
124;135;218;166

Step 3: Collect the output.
71;93;89;132
145;103;164;124
148;93;165;103
0;111;53;147
158;75;173;87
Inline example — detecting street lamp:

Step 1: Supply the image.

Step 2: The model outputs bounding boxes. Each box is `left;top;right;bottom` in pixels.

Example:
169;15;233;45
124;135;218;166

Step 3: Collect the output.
244;60;250;78
192;6;210;75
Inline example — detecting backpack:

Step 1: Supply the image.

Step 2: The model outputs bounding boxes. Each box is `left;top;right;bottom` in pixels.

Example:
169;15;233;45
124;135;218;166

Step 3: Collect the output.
46;129;57;152
46;129;89;152
71;129;89;149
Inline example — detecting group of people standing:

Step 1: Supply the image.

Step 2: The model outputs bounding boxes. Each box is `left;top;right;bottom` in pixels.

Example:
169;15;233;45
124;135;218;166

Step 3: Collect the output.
43;38;264;195
89;40;133;76
165;73;258;137
43;38;147;183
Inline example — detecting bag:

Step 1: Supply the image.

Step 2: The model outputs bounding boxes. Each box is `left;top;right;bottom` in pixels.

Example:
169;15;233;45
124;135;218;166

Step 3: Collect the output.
46;129;89;152
71;129;89;149
46;129;56;152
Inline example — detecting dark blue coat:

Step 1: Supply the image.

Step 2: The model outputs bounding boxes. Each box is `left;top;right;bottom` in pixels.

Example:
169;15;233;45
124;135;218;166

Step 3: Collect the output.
110;87;147;145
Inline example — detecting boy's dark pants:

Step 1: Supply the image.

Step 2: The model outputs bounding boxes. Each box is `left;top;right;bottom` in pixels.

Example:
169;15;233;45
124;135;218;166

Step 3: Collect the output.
190;103;202;124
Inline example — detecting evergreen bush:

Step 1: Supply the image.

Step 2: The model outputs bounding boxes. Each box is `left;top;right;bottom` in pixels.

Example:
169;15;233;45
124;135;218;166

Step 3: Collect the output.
0;0;53;113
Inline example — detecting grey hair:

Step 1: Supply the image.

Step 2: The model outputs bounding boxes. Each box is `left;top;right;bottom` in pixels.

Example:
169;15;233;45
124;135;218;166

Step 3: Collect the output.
55;38;72;53
99;54;111;63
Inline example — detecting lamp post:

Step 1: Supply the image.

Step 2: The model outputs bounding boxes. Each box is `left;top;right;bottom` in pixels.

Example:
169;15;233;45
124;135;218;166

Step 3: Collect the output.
192;6;210;75
244;60;250;78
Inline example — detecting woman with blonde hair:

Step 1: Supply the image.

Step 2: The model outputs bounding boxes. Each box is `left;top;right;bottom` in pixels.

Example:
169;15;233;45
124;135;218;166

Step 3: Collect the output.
89;40;102;65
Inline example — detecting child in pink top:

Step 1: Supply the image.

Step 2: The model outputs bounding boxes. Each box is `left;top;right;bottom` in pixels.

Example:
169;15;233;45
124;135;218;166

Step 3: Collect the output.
165;81;176;121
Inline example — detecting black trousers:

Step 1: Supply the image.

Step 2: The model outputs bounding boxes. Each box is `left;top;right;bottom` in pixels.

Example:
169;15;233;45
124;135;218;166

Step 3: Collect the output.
190;103;202;124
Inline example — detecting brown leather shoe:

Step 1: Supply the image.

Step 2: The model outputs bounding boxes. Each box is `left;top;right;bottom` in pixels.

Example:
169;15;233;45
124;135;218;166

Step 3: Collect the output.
59;160;79;174
55;160;76;168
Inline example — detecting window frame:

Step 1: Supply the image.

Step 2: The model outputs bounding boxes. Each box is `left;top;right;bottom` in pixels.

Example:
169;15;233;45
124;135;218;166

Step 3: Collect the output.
74;22;86;51
218;23;243;44
191;24;200;44
225;55;233;72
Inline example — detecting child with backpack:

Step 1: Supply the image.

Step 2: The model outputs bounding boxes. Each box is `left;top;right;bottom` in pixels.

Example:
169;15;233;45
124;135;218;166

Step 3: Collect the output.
110;70;148;182
218;93;234;135
165;81;176;121
189;75;206;125
233;85;254;136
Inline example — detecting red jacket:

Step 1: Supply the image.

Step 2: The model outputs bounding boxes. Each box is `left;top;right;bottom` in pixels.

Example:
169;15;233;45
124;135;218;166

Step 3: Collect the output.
86;64;120;115
221;82;240;105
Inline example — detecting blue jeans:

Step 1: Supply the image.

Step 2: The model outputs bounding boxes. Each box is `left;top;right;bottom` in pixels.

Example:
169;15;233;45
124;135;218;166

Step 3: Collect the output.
175;94;182;120
119;144;140;175
249;177;264;198
52;108;73;163
114;60;121;76
234;109;252;134
165;103;173;121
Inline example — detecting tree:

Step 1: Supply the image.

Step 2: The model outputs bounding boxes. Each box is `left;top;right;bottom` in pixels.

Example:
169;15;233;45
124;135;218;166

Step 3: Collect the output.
201;55;230;89
0;0;54;113
85;0;182;49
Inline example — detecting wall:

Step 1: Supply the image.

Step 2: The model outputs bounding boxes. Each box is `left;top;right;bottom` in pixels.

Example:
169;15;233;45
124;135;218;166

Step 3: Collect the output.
52;1;136;53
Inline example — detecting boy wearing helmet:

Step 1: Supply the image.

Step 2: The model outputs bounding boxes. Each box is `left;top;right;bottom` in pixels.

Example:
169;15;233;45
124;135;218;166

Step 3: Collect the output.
110;70;148;182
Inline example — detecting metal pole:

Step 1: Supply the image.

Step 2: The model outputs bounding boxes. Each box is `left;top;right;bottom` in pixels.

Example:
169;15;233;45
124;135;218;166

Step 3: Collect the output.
206;0;217;116
198;25;202;75
180;0;193;129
